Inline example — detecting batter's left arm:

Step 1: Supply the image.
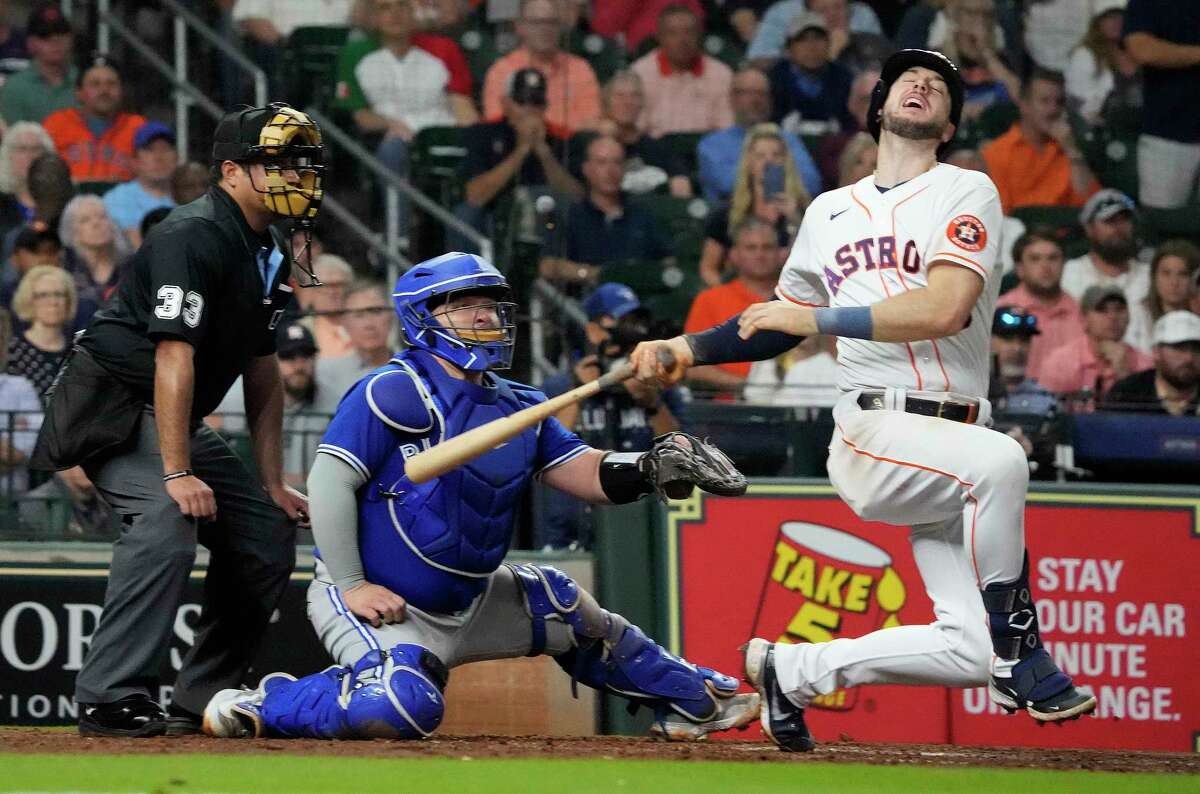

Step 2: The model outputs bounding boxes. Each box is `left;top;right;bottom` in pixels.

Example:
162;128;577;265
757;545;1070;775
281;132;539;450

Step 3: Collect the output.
739;263;984;343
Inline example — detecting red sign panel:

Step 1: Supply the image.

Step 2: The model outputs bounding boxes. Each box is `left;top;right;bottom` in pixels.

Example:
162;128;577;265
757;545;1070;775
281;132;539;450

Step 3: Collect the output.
670;485;1199;751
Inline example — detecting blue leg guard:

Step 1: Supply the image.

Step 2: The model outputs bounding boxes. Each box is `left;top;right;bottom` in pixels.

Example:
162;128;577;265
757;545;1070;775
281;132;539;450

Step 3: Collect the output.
509;563;739;723
251;644;448;739
981;553;1044;660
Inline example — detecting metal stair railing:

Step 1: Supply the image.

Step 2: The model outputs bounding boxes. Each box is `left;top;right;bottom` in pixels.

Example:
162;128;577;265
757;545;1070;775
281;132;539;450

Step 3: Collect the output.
94;3;409;279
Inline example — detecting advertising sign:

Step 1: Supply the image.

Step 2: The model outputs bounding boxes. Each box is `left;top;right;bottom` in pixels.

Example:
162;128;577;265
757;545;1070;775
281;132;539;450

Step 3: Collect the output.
667;483;1200;751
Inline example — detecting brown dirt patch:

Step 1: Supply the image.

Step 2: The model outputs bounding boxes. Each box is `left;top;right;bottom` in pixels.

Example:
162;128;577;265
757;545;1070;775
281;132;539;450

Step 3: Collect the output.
0;729;1196;774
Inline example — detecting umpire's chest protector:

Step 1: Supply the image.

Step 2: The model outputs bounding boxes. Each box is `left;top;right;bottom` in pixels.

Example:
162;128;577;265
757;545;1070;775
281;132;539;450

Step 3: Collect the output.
360;350;537;612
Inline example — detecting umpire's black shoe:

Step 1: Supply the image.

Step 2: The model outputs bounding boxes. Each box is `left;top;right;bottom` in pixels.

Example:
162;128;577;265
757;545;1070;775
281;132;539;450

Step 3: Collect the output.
742;638;815;752
165;702;203;736
79;695;166;738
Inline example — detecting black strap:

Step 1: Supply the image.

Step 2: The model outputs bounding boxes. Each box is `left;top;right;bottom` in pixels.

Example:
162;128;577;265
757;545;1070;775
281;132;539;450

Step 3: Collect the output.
857;392;976;423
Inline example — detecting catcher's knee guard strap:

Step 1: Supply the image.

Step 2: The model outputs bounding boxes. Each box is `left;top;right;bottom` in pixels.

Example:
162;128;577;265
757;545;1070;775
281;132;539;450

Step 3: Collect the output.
560;623;739;723
599;452;654;504
509;563;585;656
981;553;1043;661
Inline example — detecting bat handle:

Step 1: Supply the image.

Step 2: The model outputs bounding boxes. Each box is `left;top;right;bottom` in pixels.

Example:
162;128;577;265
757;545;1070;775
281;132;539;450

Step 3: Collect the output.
597;346;678;390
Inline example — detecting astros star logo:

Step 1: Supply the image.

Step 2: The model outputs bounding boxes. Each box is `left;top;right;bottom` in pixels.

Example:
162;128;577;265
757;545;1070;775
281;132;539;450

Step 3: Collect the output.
946;214;987;252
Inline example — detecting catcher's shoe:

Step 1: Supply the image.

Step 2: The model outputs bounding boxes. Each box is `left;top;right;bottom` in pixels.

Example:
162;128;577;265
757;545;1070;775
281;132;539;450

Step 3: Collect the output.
742;638;815;752
988;649;1096;723
202;672;296;738
648;685;760;741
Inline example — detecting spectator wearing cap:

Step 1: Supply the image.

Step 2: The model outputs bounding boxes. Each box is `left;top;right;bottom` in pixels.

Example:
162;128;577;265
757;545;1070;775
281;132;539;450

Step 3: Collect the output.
572;71;694;198
748;0;884;66
590;0;704;53
1;152;73;265
987;304;1058;471
456;67;582;249
1103;311;1200;416
1060;189;1149;338
629;4;733;137
686;217;783;392
213;322;341;489
697;67;823;204
335;0;477;239
767;13;856;136
42;55;147;183
0;225;69;322
481;0;601;135
1123;0;1200;210
981;68;1099;214
1038;284;1153;398
540;284;681;550
1127;240;1200;354
999;228;1087;385
539;136;672;288
102;123;178;248
989;305;1058;415
0;4;76;126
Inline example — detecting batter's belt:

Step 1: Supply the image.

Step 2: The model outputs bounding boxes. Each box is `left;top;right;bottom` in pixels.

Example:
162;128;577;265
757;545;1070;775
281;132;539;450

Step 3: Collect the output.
857;390;980;424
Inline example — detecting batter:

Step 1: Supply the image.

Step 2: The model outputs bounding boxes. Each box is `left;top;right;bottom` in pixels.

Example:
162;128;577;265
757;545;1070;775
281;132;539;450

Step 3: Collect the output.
632;49;1096;752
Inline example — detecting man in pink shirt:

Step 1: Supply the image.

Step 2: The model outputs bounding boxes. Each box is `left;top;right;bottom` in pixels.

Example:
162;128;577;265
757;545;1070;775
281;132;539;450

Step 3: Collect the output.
481;0;600;134
630;4;733;137
998;228;1086;385
1039;285;1154;399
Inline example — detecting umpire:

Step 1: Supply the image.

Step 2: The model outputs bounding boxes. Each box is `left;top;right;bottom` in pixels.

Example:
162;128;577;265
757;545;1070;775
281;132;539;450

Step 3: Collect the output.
31;103;326;737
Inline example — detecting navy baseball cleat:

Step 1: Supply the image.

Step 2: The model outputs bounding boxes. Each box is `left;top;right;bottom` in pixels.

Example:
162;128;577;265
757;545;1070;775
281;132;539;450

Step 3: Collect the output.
741;638;815;752
989;649;1096;722
78;695;166;738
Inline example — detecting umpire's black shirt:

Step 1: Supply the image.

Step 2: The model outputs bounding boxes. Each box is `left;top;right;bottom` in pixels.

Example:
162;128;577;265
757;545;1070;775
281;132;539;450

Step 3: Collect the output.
80;186;293;420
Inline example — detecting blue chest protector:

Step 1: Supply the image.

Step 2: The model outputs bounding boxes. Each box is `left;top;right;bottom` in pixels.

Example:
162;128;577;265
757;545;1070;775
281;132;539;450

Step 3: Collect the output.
322;348;585;614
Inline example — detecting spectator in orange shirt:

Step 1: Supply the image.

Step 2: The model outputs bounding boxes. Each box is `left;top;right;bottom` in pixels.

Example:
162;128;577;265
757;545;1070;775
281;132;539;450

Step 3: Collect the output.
42;55;146;184
630;4;734;137
981;68;1098;214
1038;284;1153;399
998;227;1087;386
480;0;601;134
684;217;782;393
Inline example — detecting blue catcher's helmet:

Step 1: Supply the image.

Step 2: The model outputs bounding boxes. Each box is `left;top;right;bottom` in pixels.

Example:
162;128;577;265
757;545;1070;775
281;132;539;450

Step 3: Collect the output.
393;252;518;371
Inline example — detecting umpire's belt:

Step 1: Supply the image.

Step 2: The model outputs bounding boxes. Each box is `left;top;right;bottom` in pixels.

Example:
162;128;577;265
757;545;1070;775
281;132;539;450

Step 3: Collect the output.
857;391;980;424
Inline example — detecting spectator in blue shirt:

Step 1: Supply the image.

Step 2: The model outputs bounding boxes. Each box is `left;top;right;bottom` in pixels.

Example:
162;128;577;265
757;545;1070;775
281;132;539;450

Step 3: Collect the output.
102;122;177;248
538;135;671;291
768;13;855;137
697;66;822;204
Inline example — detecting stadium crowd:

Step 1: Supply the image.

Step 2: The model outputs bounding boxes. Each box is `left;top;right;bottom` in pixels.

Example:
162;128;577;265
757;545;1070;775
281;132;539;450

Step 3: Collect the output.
0;0;1198;546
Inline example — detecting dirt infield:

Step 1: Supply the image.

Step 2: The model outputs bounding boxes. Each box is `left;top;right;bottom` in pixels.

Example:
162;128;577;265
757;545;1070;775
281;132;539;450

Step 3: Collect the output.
0;729;1196;775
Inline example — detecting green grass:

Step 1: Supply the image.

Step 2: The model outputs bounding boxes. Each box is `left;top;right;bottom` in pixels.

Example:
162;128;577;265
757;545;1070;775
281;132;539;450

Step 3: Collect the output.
0;755;1192;793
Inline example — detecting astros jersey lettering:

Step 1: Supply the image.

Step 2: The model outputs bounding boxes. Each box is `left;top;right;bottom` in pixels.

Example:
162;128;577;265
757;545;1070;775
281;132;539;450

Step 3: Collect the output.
776;163;1003;398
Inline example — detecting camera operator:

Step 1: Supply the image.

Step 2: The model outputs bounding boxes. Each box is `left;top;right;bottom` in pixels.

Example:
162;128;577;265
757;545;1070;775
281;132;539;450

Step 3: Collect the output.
988;305;1061;478
536;283;683;550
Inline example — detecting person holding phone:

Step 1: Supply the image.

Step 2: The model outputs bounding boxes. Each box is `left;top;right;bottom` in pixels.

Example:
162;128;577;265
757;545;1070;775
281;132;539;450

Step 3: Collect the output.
699;123;810;286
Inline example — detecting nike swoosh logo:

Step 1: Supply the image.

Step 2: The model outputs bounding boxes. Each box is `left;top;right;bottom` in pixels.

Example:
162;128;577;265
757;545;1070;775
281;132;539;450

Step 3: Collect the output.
830;208;850;220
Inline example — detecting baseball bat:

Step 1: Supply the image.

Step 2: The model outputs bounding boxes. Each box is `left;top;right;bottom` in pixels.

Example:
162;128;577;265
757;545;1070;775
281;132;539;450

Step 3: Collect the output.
404;349;676;484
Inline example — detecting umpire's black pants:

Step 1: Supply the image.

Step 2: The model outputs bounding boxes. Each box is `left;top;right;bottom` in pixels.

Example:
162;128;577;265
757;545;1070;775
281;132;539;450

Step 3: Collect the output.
74;407;295;714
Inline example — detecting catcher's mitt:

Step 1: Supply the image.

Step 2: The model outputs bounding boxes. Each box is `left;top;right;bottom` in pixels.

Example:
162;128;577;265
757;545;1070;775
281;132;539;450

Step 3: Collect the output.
638;432;748;501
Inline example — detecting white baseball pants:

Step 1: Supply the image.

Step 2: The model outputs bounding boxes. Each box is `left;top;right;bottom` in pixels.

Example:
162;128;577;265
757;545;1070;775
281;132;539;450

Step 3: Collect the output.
774;389;1029;705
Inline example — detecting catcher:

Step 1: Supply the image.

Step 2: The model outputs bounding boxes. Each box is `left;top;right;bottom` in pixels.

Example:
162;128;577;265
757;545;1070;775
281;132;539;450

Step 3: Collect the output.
202;252;755;741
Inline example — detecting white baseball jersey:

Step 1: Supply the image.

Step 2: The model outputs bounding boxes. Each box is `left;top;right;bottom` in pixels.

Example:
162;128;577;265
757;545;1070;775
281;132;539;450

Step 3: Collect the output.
776;163;1004;399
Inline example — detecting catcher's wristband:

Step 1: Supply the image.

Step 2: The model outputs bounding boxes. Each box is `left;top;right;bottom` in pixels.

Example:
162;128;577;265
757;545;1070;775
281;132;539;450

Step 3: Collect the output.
599;452;655;504
162;469;194;483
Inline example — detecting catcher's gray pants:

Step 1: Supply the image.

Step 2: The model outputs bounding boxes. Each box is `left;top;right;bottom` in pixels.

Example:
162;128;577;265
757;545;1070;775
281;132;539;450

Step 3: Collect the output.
75;407;296;714
307;560;574;669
